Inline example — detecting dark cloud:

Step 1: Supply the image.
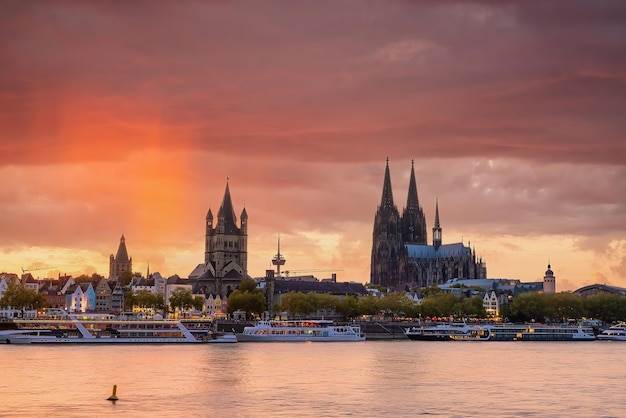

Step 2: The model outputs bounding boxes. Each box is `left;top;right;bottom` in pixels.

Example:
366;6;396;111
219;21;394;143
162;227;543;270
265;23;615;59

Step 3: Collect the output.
0;1;625;287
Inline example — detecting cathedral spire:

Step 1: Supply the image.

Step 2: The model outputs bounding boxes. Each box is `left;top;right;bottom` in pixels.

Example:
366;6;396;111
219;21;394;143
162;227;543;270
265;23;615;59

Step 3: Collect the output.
433;198;442;250
380;157;395;211
406;159;420;211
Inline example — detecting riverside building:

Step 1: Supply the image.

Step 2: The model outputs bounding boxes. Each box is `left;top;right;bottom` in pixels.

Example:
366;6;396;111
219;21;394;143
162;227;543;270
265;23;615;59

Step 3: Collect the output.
370;159;487;289
189;179;248;297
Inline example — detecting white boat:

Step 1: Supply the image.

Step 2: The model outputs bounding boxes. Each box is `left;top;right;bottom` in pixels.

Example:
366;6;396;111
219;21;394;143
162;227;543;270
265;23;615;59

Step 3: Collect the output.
470;323;596;341
237;320;365;342
405;323;483;341
0;311;237;344
596;323;626;341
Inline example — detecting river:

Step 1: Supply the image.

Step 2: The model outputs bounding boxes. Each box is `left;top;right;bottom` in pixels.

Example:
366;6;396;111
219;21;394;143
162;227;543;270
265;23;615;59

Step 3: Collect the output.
0;341;623;417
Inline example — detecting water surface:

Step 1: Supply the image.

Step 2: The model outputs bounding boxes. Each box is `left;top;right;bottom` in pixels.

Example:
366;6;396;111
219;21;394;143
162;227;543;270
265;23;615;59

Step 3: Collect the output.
1;341;623;417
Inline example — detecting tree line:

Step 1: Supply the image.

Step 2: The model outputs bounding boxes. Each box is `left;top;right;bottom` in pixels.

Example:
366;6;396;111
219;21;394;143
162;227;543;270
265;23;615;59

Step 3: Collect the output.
224;281;626;324
505;291;626;323
4;278;626;324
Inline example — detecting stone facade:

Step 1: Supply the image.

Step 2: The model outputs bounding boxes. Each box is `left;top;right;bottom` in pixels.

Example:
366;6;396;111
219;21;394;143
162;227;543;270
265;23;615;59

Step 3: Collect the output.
371;159;487;289
189;180;248;297
109;235;132;280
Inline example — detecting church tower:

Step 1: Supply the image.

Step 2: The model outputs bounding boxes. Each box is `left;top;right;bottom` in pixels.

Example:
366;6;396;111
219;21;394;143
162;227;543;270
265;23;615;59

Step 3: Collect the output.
370;158;403;287
109;234;132;279
432;199;442;251
401;160;427;244
205;179;248;277
543;263;556;294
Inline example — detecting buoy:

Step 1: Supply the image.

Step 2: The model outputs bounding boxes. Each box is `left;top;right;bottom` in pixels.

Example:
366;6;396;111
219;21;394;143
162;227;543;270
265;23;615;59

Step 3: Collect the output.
107;385;119;401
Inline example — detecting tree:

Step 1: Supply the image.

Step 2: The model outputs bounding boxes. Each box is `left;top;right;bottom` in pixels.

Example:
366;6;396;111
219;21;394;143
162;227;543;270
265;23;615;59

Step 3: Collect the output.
119;270;134;287
128;290;165;313
124;290;135;311
379;292;415;319
0;282;47;315
73;274;92;283
192;295;205;312
462;296;488;318
134;289;155;309
509;292;547;322
275;292;315;317
548;292;584;322
226;279;267;319
336;296;360;320
584;293;626;323
169;288;195;316
419;293;460;318
356;295;381;316
421;285;443;298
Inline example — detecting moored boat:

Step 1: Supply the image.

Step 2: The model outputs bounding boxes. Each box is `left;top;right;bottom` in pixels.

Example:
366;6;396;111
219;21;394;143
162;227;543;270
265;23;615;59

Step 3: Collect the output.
0;311;237;344
404;322;483;341
596;323;626;341
477;323;596;341
237;319;365;342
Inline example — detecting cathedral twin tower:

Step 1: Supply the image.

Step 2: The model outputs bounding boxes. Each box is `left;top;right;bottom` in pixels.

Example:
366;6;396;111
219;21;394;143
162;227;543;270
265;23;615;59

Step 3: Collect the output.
371;159;486;289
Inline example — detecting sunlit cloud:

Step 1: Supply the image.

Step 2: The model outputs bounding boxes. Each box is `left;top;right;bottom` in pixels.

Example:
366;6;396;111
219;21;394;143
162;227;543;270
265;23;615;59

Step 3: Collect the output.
1;1;625;290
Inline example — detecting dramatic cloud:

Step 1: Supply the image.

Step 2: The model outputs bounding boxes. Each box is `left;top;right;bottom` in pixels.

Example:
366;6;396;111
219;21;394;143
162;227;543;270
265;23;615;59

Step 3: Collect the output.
1;0;625;290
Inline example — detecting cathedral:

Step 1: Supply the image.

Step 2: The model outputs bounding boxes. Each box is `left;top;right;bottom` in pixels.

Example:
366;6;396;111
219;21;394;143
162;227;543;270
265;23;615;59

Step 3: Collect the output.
370;159;486;289
189;180;248;297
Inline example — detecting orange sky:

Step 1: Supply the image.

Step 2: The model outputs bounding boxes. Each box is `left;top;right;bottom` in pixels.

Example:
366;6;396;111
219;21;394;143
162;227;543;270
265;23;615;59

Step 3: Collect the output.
1;1;625;291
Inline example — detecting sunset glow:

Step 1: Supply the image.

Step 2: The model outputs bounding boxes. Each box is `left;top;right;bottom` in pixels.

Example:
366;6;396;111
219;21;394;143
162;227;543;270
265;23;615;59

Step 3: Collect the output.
1;1;625;290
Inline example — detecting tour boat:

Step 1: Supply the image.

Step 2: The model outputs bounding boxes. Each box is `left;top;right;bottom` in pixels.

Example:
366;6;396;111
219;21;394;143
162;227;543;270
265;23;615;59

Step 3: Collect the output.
404;323;481;341
470;323;596;341
596;323;626;341
236;320;366;342
0;311;237;344
405;322;596;342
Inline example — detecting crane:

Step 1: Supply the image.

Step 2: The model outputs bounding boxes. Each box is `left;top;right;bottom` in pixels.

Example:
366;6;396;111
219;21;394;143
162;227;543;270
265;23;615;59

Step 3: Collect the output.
21;267;54;274
282;269;343;277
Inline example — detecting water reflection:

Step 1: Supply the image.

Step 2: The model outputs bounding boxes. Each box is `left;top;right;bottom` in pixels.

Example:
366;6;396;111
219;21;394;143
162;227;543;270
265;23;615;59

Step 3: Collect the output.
1;342;624;417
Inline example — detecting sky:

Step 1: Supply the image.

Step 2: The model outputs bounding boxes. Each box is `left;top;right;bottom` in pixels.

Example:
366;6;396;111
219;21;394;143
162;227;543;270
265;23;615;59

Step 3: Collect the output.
1;0;625;291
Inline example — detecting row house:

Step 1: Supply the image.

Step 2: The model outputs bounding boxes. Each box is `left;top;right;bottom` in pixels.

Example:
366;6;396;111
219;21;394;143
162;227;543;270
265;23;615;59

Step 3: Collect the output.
65;283;96;313
0;275;11;299
482;289;514;317
39;276;76;309
94;277;125;313
90;277;125;314
110;281;125;313
483;290;499;316
130;276;156;293
93;277;112;312
205;294;226;318
21;273;39;291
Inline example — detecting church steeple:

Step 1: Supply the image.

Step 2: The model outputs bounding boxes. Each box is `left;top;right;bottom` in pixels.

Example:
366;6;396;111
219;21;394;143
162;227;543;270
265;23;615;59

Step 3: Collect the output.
115;234;130;262
401;159;427;244
379;157;395;212
433;198;442;250
109;234;132;280
371;158;402;287
217;178;237;233
406;159;420;211
203;177;248;280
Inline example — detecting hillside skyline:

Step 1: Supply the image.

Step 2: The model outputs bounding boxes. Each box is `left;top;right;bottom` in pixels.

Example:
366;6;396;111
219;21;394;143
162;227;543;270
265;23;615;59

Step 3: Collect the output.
1;1;625;291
